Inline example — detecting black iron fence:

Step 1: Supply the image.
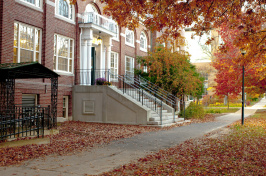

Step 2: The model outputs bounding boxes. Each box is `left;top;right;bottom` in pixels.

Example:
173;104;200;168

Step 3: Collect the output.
0;105;50;141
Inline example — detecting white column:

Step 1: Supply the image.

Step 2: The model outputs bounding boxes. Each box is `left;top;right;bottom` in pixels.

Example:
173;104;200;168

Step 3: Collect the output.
80;39;87;85
105;37;112;70
102;46;106;70
80;39;87;70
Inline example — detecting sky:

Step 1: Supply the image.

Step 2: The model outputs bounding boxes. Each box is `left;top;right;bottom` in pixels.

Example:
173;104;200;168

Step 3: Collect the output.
184;31;212;63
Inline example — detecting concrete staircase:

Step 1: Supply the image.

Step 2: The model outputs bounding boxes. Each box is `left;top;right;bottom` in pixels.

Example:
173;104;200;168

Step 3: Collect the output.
109;86;183;126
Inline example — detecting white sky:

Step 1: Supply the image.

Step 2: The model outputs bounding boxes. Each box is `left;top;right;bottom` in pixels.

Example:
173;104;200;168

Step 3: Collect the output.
184;31;212;63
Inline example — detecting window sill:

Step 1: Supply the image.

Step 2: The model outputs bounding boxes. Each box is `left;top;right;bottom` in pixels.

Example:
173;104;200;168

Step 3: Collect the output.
125;43;135;48
54;70;74;76
140;48;148;52
15;0;43;12
55;14;76;25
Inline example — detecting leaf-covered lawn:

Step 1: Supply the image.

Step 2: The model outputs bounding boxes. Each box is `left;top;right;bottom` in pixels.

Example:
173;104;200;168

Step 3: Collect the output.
102;112;266;176
0;122;164;166
0;114;216;167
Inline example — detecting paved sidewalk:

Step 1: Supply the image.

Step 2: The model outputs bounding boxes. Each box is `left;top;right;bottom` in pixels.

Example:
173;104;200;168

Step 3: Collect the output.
1;99;265;176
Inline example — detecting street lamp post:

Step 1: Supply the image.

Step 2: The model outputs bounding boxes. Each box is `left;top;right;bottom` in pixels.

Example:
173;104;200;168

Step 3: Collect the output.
241;49;246;125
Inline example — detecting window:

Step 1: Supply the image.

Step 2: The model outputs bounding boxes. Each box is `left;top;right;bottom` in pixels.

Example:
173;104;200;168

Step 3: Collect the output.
13;22;41;63
20;0;41;8
125;29;134;47
110;52;119;81
125;56;134;79
112;25;119;41
55;0;75;21
54;34;74;73
140;32;147;51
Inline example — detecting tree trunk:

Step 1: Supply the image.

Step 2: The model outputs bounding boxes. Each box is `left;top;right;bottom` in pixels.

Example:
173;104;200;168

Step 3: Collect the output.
227;96;230;110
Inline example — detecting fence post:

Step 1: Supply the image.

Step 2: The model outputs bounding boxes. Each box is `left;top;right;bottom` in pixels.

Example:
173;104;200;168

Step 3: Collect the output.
48;105;50;129
42;108;45;138
142;89;144;106
123;76;125;94
161;100;163;125
108;69;110;83
155;97;156;111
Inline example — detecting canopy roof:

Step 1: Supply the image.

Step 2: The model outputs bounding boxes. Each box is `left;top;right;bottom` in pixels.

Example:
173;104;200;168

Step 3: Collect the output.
0;62;59;80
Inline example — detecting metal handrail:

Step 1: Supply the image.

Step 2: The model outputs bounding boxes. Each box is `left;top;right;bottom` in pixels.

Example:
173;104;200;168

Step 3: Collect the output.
81;12;118;34
110;73;163;125
138;75;178;102
125;75;178;110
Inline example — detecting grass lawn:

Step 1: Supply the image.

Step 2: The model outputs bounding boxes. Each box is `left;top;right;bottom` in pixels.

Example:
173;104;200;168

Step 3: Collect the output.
204;108;240;114
102;110;266;175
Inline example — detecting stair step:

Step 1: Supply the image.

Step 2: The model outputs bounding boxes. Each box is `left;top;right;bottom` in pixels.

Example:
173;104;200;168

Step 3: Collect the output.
147;119;175;125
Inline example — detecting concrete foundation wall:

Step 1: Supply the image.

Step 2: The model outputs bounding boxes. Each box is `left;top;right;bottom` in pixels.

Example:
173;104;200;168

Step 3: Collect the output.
73;86;150;125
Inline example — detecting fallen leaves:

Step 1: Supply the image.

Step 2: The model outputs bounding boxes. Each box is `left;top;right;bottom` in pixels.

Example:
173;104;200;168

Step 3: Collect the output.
101;112;266;176
0;122;176;166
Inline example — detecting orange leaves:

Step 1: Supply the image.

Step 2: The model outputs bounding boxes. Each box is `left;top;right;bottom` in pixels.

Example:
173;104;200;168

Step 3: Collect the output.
0;122;165;166
103;114;266;176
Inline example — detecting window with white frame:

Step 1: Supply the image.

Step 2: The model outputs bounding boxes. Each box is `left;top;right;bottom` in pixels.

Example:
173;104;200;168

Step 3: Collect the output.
54;34;74;73
140;32;147;51
125;56;134;79
112;25;119;41
55;0;75;21
13;22;41;63
20;0;41;8
110;52;119;81
125;29;134;47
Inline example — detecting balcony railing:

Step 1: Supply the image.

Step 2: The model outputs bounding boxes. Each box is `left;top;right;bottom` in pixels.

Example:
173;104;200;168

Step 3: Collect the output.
81;12;118;34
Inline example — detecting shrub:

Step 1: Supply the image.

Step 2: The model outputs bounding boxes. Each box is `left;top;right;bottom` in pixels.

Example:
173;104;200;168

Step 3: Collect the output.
103;81;112;86
180;102;205;119
95;78;107;85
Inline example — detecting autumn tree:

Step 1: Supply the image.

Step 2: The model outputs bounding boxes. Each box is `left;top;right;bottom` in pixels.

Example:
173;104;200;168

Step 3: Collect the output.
136;46;204;106
214;21;266;107
78;0;266;64
71;0;265;92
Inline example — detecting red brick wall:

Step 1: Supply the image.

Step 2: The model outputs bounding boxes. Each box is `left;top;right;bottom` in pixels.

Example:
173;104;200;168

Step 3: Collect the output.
0;0;152;119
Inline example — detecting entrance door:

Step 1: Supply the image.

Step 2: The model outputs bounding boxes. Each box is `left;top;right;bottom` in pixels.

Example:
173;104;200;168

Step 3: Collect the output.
91;47;96;85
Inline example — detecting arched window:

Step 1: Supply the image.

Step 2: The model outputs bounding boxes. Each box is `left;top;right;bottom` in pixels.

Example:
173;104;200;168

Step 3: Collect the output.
85;4;99;13
140;32;147;51
125;29;134;47
56;0;75;21
59;0;69;18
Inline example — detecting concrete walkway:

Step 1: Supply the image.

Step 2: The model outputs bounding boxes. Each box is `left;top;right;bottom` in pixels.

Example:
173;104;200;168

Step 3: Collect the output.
1;98;266;176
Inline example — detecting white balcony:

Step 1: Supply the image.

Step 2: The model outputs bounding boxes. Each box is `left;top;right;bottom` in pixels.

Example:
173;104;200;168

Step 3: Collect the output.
79;12;118;37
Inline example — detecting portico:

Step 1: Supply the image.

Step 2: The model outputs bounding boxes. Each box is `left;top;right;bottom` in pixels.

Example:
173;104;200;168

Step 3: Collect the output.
79;11;117;85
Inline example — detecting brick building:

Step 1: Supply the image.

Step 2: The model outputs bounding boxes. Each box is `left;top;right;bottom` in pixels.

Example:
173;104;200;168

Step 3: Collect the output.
0;0;160;122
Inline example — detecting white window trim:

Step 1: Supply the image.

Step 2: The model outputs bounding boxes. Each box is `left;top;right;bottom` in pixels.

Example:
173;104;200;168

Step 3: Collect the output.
125;29;135;48
110;52;119;82
14;21;42;63
140;32;148;52
125;56;135;79
54;34;74;74
55;0;76;25
16;0;43;12
112;25;120;42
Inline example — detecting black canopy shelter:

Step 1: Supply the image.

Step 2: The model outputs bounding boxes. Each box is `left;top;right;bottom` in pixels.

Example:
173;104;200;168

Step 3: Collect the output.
0;62;59;128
